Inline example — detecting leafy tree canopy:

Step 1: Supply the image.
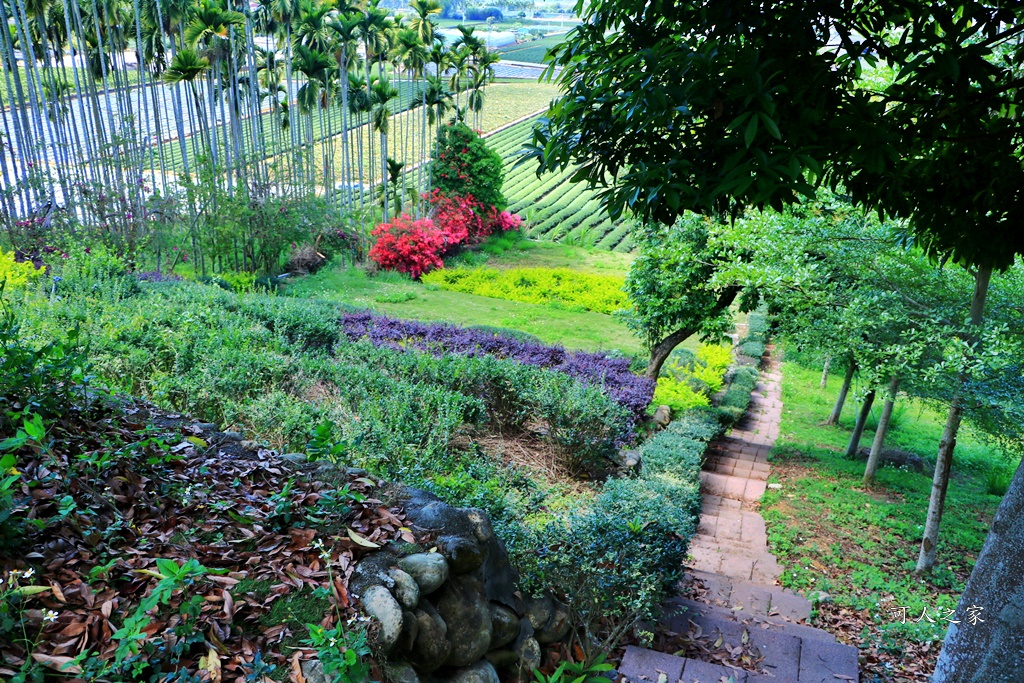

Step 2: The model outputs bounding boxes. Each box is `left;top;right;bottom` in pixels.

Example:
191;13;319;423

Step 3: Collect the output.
530;0;1024;269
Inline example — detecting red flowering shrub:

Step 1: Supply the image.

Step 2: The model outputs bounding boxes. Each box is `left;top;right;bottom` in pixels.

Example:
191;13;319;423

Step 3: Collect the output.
368;215;446;278
488;208;523;233
429;190;487;245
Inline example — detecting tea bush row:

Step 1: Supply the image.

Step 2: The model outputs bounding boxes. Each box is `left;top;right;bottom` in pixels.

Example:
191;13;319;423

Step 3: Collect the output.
11;281;635;478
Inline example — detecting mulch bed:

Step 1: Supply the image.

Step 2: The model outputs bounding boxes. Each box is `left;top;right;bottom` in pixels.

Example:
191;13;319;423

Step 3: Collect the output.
1;397;418;682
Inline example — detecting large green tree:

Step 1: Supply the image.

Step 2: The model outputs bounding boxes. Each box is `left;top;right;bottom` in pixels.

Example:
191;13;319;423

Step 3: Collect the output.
530;1;1024;676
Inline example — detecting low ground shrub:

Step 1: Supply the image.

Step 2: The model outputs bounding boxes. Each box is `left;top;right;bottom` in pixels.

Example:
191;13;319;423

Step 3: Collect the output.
340;310;654;426
719;366;759;424
422;266;628;315
738;305;771;360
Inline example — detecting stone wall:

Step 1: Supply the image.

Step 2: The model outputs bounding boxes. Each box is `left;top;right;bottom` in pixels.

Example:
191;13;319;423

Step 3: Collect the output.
343;489;568;683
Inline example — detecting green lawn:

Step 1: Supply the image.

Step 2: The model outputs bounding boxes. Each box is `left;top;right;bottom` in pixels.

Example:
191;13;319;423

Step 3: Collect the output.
762;359;1014;677
283;239;651;355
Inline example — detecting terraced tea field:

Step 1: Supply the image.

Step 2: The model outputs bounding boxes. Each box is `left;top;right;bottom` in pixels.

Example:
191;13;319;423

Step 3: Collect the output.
486;116;635;251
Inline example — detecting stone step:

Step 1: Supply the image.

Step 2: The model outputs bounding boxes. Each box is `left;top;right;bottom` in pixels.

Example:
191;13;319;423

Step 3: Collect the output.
618;645;751;683
688;536;776;566
687;541;784;584
703;455;771;480
680;572;812;622
667;595;835;644
664;602;802;680
699;471;767;503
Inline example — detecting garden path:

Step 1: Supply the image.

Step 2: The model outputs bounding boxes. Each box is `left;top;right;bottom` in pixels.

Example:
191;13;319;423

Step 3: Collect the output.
618;348;861;682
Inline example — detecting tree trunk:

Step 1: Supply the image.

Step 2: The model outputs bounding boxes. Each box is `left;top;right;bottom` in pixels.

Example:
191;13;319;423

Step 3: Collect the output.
844;390;876;459
863;376;900;486
819;355;831;389
917;266;993;573
645;327;698;380
826;360;855;426
645;286;741;380
931;459;1024;681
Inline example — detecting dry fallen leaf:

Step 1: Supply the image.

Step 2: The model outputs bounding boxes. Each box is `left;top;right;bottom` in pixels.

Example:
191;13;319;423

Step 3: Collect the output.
31;653;82;674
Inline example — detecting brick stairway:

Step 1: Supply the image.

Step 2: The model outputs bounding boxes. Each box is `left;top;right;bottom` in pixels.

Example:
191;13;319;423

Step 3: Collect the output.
618;352;860;683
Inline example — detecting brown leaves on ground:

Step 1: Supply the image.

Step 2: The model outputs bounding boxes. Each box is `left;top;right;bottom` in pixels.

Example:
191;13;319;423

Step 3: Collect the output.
0;399;418;682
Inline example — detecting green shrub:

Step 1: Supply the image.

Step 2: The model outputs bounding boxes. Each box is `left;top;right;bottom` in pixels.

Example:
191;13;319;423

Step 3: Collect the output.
652;375;710;413
422;266;628;315
738;340;766;359
718;366;759;425
516;406;718;655
0;250;44;288
986;466;1013;496
431;123;506;211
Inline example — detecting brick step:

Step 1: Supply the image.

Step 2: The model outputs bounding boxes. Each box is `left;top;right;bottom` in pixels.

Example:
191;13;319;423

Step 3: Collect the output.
703;456;771;480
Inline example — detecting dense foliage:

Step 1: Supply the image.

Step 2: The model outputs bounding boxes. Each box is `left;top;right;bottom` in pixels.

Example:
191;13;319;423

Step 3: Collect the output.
431;123;507;212
422;266;628;314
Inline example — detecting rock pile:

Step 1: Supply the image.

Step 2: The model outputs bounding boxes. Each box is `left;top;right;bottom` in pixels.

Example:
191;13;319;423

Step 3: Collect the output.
342;489;568;683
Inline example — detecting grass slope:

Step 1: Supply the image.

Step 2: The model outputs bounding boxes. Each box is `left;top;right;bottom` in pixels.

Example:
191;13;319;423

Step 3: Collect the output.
763;359;1013;680
284;239;652;355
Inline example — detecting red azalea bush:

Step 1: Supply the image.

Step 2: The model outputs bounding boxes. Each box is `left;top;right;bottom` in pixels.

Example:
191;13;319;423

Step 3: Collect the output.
368;215;446;278
488;207;523;233
429;190;486;245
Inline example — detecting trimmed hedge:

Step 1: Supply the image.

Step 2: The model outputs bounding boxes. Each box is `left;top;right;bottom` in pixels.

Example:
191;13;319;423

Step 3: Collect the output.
738;306;770;360
719;365;759;424
516;406;722;652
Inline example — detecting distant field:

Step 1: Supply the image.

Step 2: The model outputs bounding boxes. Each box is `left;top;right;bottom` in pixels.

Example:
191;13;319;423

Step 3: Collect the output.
497;34;568;64
486;115;636;252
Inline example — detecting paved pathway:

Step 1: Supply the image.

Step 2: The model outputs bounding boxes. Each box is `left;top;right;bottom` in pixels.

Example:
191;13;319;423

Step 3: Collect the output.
619;349;860;683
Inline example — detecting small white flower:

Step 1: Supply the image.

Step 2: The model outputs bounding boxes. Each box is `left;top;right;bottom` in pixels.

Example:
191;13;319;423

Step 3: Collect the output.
23;568;34;579
44;610;58;623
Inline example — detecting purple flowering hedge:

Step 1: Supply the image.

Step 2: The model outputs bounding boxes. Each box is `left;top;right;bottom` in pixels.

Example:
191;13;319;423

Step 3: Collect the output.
339;310;654;422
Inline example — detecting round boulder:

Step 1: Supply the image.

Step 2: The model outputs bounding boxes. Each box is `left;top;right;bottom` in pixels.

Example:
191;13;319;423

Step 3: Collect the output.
437;534;485;574
535;601;570;644
514;637;542;675
399;553;449;595
361;585;404;652
436;575;493;666
389;568;421;610
387;662;421;683
523;595;553;631
489;603;521;649
449;661;500;683
411;607;450;673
